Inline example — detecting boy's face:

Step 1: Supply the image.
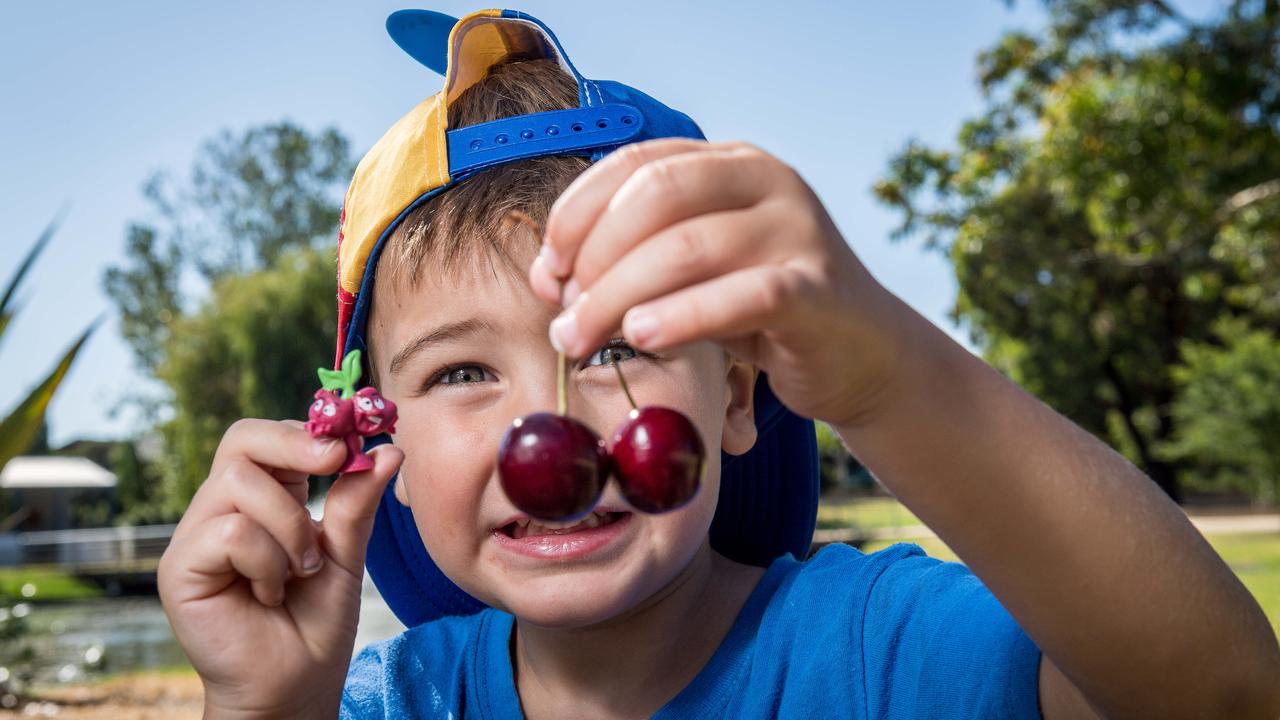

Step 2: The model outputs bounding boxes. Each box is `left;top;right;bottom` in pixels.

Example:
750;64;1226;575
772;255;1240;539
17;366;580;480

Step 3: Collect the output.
368;240;757;628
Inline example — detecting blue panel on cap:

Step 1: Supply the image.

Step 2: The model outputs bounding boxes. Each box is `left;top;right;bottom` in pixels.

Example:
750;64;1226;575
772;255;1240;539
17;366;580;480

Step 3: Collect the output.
386;10;458;75
448;105;645;177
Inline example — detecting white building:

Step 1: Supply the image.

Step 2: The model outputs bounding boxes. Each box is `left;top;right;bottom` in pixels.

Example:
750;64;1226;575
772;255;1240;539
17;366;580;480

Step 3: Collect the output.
0;456;117;532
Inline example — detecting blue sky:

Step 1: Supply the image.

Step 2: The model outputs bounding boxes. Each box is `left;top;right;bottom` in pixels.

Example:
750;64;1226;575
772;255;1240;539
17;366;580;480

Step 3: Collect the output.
0;1;1213;445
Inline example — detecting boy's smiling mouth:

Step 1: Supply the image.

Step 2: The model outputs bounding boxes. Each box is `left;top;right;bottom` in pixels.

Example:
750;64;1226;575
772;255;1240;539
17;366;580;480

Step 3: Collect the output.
500;509;630;539
491;507;635;561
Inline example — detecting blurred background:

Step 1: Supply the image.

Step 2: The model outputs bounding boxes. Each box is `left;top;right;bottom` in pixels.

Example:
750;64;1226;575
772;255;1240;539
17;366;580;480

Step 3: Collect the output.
2;0;1278;715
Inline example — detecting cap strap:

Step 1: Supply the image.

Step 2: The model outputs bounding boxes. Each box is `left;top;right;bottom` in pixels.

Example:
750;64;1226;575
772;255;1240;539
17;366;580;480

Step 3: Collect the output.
447;103;644;177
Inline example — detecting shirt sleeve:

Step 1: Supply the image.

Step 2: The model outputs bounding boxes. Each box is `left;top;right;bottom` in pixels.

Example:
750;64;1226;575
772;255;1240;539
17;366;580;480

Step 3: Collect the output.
860;545;1043;720
340;643;387;720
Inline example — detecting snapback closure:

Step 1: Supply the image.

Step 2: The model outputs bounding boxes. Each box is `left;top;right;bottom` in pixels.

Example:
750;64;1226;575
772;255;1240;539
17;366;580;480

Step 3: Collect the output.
446;104;645;177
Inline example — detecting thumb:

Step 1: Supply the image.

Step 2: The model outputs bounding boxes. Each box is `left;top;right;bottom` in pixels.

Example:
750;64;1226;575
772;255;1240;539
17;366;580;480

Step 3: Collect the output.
318;444;405;577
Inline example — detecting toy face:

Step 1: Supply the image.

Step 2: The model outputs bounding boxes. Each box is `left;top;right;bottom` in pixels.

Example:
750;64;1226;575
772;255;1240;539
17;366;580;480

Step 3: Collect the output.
353;386;397;435
305;389;355;438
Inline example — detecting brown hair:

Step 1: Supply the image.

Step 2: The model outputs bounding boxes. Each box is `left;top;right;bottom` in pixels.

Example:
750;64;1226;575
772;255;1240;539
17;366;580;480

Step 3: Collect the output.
375;58;590;295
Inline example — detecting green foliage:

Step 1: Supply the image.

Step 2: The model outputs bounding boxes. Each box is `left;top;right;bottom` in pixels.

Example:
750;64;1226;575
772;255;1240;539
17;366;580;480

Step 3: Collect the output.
157;246;338;509
103;122;353;512
0;221;97;474
875;0;1280;500
1157;318;1280;504
108;441;169;526
815;422;872;493
104;122;352;378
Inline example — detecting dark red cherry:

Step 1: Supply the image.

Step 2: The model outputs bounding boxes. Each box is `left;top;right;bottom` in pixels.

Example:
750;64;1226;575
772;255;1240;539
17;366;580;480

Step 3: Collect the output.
610;406;704;513
498;412;609;521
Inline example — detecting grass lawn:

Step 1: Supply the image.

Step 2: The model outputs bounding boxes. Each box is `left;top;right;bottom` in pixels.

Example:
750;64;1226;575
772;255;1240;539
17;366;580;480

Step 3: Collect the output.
1204;533;1280;635
0;567;103;601
818;496;921;530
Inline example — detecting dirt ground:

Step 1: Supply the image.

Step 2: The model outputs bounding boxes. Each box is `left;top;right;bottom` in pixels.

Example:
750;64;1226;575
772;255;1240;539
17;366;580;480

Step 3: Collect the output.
0;672;203;719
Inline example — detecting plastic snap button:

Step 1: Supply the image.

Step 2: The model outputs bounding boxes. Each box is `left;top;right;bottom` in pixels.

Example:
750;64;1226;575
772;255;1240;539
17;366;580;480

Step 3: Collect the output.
495;133;509;145
520;129;534;140
546;125;560;136
469;139;483;150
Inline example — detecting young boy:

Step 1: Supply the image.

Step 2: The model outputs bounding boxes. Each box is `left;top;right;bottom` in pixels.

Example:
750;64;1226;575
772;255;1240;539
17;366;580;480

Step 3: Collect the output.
157;9;1280;719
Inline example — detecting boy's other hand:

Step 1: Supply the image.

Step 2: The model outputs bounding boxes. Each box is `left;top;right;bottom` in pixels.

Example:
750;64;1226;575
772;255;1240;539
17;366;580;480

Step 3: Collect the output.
530;138;908;429
157;418;404;720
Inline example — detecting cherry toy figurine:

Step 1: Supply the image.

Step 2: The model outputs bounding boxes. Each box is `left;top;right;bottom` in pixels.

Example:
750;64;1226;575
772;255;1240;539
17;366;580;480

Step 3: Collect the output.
306;350;398;474
305;389;355;438
354;386;398;436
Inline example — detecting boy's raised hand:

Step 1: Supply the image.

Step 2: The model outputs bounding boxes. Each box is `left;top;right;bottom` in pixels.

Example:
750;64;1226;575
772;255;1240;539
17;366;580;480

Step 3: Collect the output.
530;138;906;429
157;419;404;720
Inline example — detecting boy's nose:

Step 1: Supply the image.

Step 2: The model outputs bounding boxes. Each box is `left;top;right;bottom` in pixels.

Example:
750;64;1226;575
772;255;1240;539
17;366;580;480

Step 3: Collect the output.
506;362;611;435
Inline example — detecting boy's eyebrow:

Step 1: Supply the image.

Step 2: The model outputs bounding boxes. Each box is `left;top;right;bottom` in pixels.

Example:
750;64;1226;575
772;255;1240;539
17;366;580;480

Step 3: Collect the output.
389;317;497;376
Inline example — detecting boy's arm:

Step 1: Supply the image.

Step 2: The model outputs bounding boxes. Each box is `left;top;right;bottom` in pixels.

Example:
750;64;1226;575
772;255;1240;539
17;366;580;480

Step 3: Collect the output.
834;291;1280;720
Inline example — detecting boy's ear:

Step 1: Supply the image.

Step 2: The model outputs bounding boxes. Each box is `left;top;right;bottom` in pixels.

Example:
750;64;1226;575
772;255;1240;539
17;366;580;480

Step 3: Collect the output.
722;354;758;457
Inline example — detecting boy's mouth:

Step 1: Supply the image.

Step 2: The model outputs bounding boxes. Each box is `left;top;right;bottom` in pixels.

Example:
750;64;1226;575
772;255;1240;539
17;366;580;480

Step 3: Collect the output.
499;510;629;540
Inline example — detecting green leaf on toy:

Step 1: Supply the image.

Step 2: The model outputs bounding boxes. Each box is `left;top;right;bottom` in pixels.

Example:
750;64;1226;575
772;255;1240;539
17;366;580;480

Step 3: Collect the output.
341;349;363;387
316;350;365;399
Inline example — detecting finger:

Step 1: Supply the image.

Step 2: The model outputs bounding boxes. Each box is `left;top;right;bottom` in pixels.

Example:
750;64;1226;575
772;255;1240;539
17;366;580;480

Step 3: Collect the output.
180;458;323;578
533;138;716;299
319;445;405;577
167;513;292;607
211;418;347;481
620;265;813;354
269;420;313;487
569;146;773;293
552;209;768;358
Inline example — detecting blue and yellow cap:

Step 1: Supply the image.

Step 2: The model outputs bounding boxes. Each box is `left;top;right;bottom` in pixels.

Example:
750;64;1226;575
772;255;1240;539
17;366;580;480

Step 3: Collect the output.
338;9;820;627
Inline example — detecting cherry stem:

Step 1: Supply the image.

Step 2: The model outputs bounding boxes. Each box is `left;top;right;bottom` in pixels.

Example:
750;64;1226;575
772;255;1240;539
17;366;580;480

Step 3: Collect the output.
558;349;568;416
610;350;638;411
501;208;571;416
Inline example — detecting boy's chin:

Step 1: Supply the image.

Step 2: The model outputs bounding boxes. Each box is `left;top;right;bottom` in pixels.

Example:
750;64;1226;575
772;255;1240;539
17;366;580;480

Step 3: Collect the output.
491;569;653;629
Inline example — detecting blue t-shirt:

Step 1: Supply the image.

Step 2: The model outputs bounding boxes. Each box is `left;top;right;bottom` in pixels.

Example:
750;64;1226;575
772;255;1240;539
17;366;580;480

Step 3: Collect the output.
342;542;1042;719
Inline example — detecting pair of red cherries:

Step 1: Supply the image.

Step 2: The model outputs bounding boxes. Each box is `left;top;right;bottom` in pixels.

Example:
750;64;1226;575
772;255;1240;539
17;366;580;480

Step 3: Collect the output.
496;212;706;522
497;348;706;521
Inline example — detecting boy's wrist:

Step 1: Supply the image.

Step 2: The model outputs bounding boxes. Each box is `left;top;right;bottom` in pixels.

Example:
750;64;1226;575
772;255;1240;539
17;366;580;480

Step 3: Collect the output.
202;688;341;720
204;702;338;720
828;288;950;435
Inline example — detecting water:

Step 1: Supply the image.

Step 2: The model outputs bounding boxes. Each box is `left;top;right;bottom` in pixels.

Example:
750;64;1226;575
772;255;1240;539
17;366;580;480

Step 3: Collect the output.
14;574;405;685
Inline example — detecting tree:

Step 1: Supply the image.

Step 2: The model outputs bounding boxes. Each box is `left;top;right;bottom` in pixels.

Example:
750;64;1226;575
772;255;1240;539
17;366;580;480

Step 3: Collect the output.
1157;318;1280;505
874;0;1280;501
104;122;351;378
156;246;337;509
103;122;352;511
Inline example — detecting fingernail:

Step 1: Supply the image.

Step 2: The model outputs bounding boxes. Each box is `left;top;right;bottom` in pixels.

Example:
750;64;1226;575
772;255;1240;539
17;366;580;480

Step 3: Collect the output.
550;309;579;355
313;438;339;457
624;308;660;346
539;243;568;277
561;278;581;307
302;548;323;574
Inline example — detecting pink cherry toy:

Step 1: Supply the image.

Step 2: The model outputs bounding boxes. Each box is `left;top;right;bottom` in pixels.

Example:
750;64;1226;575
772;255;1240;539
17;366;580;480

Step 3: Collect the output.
305;349;397;474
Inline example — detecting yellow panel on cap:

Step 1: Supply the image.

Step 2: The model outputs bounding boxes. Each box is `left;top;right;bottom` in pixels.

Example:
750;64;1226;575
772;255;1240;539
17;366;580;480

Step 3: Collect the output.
338;92;449;295
338;8;570;296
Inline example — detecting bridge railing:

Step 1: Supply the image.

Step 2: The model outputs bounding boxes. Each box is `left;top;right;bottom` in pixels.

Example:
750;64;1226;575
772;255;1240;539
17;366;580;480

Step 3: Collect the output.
0;524;177;569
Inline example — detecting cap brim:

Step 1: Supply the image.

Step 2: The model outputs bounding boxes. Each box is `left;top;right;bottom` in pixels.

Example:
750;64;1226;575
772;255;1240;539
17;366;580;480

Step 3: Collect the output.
386;10;458;75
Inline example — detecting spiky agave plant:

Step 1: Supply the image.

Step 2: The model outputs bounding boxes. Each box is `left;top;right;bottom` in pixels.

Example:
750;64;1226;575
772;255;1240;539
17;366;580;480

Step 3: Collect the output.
0;218;98;472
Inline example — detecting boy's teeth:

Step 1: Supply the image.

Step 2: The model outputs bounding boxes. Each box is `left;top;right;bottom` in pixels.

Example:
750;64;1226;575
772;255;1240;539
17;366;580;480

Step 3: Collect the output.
511;511;610;539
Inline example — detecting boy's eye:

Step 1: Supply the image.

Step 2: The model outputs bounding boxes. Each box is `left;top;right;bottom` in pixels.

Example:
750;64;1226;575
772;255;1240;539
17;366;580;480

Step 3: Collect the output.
584;341;639;368
439;365;494;385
